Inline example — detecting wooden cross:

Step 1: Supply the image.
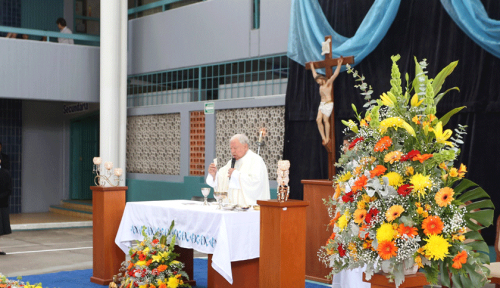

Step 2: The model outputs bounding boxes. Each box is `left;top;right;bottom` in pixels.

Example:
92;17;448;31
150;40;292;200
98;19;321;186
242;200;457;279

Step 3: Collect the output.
305;35;354;180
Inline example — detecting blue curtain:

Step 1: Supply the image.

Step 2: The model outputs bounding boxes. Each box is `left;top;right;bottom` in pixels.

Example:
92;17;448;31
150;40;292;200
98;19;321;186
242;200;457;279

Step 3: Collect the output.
287;0;401;71
440;0;500;59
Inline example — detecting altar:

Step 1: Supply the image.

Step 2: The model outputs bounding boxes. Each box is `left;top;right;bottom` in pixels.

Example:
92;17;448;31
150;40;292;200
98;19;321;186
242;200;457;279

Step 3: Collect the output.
115;200;260;285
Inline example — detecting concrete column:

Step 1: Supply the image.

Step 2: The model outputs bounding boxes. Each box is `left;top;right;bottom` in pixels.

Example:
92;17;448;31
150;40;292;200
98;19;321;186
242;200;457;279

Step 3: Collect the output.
100;0;127;186
119;0;128;184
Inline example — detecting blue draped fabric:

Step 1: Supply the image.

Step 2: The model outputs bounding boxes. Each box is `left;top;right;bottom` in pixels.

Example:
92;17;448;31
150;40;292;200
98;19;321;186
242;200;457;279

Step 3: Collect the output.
287;0;401;71
440;0;500;59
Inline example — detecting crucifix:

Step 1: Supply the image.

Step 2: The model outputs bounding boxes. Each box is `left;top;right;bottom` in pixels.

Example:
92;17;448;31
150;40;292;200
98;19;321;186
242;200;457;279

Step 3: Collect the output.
305;36;354;180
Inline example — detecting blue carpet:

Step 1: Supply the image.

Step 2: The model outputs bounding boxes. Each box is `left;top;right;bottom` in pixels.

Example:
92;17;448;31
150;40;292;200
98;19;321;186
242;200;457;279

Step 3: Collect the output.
13;258;329;287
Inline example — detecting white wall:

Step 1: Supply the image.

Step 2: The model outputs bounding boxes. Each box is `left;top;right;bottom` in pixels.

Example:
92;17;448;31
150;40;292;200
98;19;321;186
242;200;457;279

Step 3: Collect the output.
0;38;99;102
128;0;291;75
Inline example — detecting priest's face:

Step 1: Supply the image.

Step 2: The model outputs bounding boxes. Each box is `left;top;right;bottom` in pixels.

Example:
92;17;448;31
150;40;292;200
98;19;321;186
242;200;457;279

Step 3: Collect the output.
230;139;249;160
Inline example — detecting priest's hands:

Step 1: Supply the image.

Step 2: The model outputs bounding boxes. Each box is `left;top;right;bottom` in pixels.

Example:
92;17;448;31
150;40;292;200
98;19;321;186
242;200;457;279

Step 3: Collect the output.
228;168;235;178
208;163;217;179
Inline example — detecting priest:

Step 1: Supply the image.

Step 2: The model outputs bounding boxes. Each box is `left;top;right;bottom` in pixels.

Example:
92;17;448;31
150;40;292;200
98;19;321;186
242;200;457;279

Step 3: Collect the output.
206;134;270;206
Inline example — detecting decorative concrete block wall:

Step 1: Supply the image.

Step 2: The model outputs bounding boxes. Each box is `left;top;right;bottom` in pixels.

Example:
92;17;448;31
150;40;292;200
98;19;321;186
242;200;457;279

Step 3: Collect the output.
190;111;205;176
215;106;285;180
127;113;181;175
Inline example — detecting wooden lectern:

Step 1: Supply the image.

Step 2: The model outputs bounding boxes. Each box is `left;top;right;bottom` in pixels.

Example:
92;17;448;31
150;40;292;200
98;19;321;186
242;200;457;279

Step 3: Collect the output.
301;179;334;284
363;272;430;288
90;186;127;285
258;199;310;288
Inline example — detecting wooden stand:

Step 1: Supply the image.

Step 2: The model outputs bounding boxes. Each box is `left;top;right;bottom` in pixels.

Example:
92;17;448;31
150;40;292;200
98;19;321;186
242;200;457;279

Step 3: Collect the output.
90;186;127;285
301;179;334;284
174;246;196;286
207;254;259;288
258;199;310;288
363;272;430;288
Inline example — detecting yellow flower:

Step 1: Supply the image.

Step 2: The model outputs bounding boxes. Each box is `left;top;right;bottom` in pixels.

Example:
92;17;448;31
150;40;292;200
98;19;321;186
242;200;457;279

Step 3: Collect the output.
152;251;170;263
452;234;466;242
384;151;403;164
136;260;147;267
405;166;414;176
377;223;396;242
415;255;424;268
167;276;180;288
416;207;424;214
439;162;449;171
415;202;421;207
411;94;424;107
143;247;150;254
362;194;371;203
384;172;403;188
139;284;148;288
412;115;421;124
422;211;429;218
379;117;415;137
424;234;451;261
435;187;454;207
357;201;366;209
434;121;453;146
346;119;359;133
410;173;432;197
337;171;353;182
360;119;368;127
354;209;367;225
386;205;404;222
380;93;395;107
337;211;350;231
458;164;467;178
449;168;458;177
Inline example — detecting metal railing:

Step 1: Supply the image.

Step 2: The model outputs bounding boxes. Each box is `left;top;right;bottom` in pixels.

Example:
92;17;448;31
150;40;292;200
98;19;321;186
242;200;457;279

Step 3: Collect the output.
127;54;289;107
0;26;100;44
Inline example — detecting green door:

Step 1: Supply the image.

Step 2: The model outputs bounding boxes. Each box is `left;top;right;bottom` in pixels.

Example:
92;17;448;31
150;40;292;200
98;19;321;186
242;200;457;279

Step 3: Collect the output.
70;114;99;199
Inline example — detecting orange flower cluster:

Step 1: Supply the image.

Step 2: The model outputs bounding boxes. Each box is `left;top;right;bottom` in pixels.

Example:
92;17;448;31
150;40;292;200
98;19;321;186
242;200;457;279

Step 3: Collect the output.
352;175;368;192
374;136;392;152
397;223;418;238
422;216;444;235
370;165;387;178
377;240;398;260
452;251;468;269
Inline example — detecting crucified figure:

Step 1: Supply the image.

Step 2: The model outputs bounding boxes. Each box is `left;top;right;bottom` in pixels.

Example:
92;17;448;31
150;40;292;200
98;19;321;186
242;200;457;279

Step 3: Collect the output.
309;57;343;146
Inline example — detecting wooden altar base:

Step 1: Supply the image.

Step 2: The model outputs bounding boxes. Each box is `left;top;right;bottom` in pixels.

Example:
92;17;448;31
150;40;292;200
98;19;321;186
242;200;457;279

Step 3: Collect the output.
207;254;259;288
174;246;196;286
302;179;334;284
363;272;430;288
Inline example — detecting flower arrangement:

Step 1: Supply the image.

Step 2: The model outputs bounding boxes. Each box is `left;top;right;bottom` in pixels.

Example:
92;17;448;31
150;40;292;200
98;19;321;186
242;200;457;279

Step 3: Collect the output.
0;274;42;288
117;221;191;288
320;55;494;287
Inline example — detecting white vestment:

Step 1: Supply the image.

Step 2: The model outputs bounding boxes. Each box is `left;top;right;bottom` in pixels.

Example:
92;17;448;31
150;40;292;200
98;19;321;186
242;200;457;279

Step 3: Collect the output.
206;150;270;206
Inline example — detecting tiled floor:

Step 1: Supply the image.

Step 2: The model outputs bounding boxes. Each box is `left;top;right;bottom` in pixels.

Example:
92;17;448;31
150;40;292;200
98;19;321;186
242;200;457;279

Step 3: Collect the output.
10;212;92;231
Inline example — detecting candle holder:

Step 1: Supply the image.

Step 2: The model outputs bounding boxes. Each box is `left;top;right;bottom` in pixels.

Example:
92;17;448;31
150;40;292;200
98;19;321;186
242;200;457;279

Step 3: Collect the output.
277;160;290;202
92;157;122;187
257;127;267;155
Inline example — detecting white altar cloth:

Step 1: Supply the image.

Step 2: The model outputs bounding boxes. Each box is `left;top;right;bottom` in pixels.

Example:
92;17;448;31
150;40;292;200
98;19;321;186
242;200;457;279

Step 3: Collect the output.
115;200;260;284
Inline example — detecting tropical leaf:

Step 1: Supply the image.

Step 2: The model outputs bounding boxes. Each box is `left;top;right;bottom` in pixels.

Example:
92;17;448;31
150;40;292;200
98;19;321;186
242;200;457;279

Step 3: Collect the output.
439;261;451;288
439;106;466;126
465;239;489;254
464;264;488;287
432;60;458;96
434;87;460;106
465;209;494;227
451;272;463;288
453;179;477;195
463;230;484;241
466;199;495;212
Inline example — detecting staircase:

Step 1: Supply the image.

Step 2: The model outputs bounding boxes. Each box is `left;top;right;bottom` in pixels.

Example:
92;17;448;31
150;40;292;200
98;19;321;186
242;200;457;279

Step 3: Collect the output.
49;199;93;220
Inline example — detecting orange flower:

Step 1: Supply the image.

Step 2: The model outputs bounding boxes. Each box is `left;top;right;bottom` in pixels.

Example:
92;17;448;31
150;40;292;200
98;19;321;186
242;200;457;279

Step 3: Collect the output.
457;164;467;178
157;264;168;272
354;209;367;225
374;136;392;152
397;223;418;238
415;255;424;268
452;250;468;269
149;284;155;288
435;187;454;207
127;261;134;270
377;240;398;260
386;205;404;222
331;211;341;223
333;184;342;199
362;239;372;250
413;153;433;163
328;232;336;242
146;259;153;266
159;284;167;288
370;165;387;178
384;151;403;164
439;162;449;171
422;216;444;235
359;224;369;240
449;168;458;177
352;175;368;192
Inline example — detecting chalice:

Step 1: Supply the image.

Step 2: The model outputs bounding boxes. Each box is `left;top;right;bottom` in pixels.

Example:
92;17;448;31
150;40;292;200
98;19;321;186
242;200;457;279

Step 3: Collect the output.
213;191;228;210
201;188;211;206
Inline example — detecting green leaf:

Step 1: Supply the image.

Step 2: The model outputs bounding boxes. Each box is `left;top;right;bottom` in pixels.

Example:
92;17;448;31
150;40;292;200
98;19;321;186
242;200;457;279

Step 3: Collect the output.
464;218;483;231
439;106;466;126
457;187;490;203
432;60;458;96
435;87;460;106
453;179;478;195
466;209;494;227
463;231;484;241
465;240;489;254
464;264;487;287
459;273;472;287
466;199;495;212
474;251;490;264
451;272;463;288
439;261;451;288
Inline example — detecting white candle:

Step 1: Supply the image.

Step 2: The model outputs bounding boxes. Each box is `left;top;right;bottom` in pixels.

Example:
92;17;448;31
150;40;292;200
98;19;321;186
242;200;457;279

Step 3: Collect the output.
104;162;113;170
258;130;263;142
93;157;102;165
114;168;123;177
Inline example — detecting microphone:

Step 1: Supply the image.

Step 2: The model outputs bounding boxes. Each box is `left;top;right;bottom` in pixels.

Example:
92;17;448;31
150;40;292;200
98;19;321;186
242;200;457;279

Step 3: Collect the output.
230;158;236;179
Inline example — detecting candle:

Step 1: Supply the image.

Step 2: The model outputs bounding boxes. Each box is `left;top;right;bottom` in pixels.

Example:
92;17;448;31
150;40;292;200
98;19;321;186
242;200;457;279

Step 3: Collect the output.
114;168;123;177
93;157;102;165
258;130;263;142
104;162;113;170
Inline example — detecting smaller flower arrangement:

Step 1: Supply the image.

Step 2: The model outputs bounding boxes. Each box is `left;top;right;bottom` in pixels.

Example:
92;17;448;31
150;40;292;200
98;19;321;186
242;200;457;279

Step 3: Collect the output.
0;274;42;288
118;221;191;288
